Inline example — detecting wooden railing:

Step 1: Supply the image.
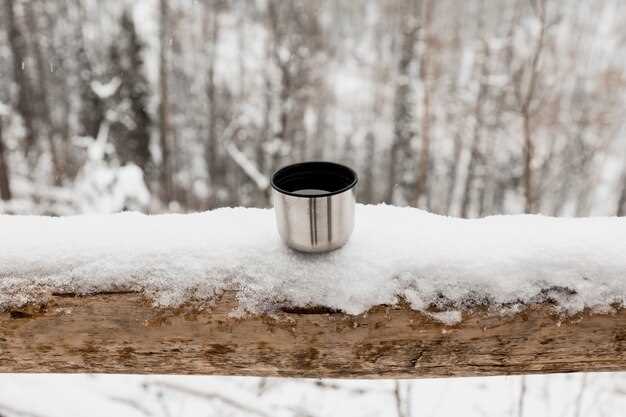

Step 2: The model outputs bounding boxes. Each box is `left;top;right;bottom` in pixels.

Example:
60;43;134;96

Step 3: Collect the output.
2;290;624;377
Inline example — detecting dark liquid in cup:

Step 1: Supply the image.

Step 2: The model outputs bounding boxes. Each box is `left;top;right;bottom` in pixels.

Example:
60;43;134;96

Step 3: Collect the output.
293;189;329;196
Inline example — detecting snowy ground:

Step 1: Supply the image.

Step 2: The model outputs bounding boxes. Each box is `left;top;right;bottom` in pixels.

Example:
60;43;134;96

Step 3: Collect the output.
2;204;626;321
1;373;625;417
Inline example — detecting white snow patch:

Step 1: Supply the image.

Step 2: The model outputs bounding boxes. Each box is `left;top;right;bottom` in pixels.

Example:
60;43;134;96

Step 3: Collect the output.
90;77;122;99
427;311;463;325
1;204;626;320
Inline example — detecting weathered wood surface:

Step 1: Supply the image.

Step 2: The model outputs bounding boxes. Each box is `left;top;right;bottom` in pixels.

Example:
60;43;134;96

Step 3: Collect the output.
1;291;625;378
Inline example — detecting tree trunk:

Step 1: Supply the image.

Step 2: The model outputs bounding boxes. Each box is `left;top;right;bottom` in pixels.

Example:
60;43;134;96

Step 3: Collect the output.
276;63;290;167
446;131;463;215
159;0;172;204
24;0;63;185
204;3;221;207
522;108;535;213
0;117;11;201
4;0;37;157
73;0;103;143
617;173;626;216
258;31;273;175
443;12;464;216
517;0;546;214
360;132;376;203
386;0;421;204
460;30;490;218
48;1;76;179
266;0;289;175
414;0;434;208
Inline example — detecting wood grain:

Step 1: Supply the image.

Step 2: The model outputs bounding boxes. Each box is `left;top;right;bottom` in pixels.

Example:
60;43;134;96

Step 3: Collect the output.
1;291;625;378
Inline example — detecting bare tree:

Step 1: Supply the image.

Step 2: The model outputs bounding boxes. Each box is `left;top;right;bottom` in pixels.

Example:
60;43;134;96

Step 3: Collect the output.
24;0;63;185
460;0;489;218
4;0;37;157
443;6;466;215
73;0;103;142
511;0;549;213
159;0;172;203
386;0;421;204
266;0;325;171
414;0;435;207
360;131;376;203
616;151;626;216
45;1;77;179
0;114;11;201
108;10;152;174
203;0;223;207
259;22;273;174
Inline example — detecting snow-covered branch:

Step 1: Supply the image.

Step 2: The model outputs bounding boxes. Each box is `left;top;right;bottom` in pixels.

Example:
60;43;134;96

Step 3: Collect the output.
225;142;269;191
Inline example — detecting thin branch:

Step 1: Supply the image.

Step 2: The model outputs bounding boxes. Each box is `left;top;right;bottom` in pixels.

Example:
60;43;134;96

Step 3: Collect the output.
256;377;269;396
0;403;49;417
406;381;413;417
523;0;547;112
145;381;271;417
285;405;318;417
155;390;172;417
225;142;269;191
518;375;527;417
394;381;407;417
573;373;588;417
312;380;369;395
108;396;153;417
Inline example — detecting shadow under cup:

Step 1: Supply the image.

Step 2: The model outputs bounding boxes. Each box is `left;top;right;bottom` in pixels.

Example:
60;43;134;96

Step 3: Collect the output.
271;161;358;253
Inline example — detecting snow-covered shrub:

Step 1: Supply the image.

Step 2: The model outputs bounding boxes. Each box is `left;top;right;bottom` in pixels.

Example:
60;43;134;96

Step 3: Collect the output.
74;133;151;213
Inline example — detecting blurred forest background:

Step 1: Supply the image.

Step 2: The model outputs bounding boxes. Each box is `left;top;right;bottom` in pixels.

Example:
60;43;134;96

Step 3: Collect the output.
1;0;626;216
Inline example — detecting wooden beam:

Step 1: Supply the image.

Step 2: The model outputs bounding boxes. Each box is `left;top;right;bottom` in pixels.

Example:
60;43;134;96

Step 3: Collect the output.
1;291;625;377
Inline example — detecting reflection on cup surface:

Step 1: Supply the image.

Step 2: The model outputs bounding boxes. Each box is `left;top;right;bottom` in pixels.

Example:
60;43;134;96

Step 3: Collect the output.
293;189;329;196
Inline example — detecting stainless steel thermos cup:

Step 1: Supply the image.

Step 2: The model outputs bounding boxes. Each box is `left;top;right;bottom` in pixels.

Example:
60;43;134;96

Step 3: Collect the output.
271;161;358;253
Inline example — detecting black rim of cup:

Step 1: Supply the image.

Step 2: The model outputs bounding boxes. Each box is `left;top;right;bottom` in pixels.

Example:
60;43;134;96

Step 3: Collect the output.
271;161;358;198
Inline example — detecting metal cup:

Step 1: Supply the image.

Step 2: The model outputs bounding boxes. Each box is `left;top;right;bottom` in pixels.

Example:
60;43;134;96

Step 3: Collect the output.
271;161;358;253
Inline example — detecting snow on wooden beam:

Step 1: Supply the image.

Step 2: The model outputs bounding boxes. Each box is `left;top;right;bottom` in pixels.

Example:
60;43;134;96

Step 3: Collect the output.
2;290;625;378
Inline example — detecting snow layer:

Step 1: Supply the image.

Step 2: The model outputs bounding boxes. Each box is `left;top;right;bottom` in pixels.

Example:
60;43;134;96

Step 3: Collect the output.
4;373;623;417
1;204;625;321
